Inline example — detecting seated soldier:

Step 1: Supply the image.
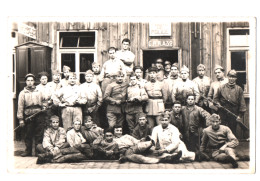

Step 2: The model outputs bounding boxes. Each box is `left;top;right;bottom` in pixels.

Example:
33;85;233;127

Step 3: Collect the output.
92;128;120;160
200;114;240;168
131;113;153;141
36;116;88;164
81;116;104;144
151;111;196;163
170;101;184;139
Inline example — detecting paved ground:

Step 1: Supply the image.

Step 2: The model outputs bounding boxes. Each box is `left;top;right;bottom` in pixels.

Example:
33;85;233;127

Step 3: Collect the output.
11;141;251;170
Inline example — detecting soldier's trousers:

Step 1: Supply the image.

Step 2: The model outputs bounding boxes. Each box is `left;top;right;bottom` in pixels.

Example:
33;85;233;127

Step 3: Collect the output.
107;112;124;129
61;107;82;131
126;113;139;134
203;147;238;162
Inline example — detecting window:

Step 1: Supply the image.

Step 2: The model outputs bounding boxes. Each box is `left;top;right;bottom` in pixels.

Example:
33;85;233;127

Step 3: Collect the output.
12;53;16;98
227;28;250;95
58;31;97;83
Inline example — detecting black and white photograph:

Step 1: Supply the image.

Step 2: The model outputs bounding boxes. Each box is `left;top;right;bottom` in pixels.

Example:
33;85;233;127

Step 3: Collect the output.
4;17;255;174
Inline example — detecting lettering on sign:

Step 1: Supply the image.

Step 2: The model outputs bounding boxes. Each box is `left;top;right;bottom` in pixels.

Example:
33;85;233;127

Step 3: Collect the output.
148;39;173;48
18;23;36;39
149;23;172;36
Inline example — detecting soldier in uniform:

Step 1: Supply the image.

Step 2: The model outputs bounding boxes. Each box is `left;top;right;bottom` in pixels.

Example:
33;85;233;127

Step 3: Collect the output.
207;65;228;112
52;72;82;131
171;65;200;106
92;62;102;86
47;70;61;94
163;60;171;79
58;65;80;89
144;67;167;128
213;69;246;136
155;58;164;82
170;101;184;138
79;70;103;126
17;73;46;156
193;64;211;111
131;113;153;140
100;47;126;94
103;71;128;130
116;38;135;82
133;66;147;88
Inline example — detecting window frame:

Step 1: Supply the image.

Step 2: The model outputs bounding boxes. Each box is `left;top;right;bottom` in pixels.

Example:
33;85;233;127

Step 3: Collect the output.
57;30;98;80
226;28;250;97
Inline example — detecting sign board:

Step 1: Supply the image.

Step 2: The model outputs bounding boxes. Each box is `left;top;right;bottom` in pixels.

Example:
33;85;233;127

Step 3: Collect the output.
18;23;36;39
148;39;173;48
149;23;172;36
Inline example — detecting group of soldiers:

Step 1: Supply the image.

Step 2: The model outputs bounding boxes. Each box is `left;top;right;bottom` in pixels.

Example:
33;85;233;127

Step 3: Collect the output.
16;38;248;168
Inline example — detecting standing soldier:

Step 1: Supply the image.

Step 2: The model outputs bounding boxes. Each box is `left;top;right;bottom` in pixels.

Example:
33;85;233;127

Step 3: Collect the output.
125;73;148;134
92;62;102;86
163;61;171;79
100;47;126;94
144;67;167;128
52;72;82;131
213;70;246;136
133;66;147;88
103;71;128;130
36;72;52;108
171;65;200;106
46;70;61;94
207;65;228;112
155;58;164;82
181;93;211;153
79;70;103;127
58;65;80;89
193;64;211;111
116;38;135;82
17;73;45;156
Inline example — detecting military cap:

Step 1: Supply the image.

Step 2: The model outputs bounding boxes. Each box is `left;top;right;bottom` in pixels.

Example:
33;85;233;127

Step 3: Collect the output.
214;65;224;72
50;115;59;122
180;65;189;73
155;58;163;63
25;73;36;81
38;71;49;79
63;65;71;72
227;69;237;77
138;112;147;119
116;71;125;76
197;64;206;70
85;70;94;75
148;67;158;73
52;70;60;75
164;61;171;66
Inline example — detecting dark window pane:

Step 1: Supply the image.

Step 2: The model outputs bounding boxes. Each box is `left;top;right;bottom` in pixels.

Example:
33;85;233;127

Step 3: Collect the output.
229;29;249;35
79;53;94;83
61;54;75;78
62;37;78;47
231;51;246;71
79;36;95;47
236;72;246;91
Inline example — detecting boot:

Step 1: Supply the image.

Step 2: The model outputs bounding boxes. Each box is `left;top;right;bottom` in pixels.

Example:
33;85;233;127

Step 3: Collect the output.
118;155;128;164
226;156;238;168
171;151;182;163
36;154;52;164
21;151;32;157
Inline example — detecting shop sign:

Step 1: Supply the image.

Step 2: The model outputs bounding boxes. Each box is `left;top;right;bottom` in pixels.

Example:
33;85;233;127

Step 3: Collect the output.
18;23;36;39
148;39;173;48
149;23;171;36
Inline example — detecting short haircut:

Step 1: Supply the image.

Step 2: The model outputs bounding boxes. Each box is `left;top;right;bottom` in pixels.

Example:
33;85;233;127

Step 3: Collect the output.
38;72;49;79
92;62;100;67
122;38;131;44
85;70;94;75
208;113;221;122
114;125;123;130
116;71;125;76
186;93;195;100
173;101;182;106
104;128;114;135
133;66;143;72
108;47;116;52
129;72;136;78
68;72;76;78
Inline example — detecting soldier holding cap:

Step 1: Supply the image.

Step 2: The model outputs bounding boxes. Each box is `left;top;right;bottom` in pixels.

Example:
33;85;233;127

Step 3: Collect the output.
171;65;200;105
213;69;246;136
193;64;211;110
17;73;46;157
207;65;228;112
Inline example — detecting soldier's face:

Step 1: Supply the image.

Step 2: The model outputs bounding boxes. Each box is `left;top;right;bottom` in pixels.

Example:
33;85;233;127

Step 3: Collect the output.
228;76;237;84
149;71;157;80
84;119;93;129
211;119;221;130
114;128;123;138
161;117;170;129
197;68;205;77
108;49;116;59
165;64;171;72
171;67;179;76
116;74;124;83
53;74;60;82
92;65;100;73
138;117;147;127
73;121;81;131
40;76;48;85
64;70;70;78
173;104;181;114
186;96;195;106
105;132;113;143
134;69;142;79
68;75;76;85
181;71;189;80
122;42;130;50
130;76;137;86
51;120;59;130
215;69;224;79
85;74;93;83
155;62;163;69
26;77;35;87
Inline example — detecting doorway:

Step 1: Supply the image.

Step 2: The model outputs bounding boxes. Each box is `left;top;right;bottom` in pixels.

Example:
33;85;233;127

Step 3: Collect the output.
142;50;179;73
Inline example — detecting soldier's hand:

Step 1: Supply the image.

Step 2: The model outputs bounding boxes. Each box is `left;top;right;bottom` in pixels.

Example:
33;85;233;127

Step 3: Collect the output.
19;120;25;127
